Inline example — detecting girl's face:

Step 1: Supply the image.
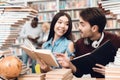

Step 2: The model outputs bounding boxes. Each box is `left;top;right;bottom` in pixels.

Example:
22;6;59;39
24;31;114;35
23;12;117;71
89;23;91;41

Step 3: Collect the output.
54;15;69;38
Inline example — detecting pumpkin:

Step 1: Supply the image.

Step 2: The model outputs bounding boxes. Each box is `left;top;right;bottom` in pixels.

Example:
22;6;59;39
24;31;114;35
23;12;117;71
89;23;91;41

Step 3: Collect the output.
0;56;22;79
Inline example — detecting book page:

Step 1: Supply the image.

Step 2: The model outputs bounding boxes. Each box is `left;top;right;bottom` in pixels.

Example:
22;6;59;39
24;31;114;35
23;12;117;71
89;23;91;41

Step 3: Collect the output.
20;45;37;60
24;39;35;50
35;49;59;67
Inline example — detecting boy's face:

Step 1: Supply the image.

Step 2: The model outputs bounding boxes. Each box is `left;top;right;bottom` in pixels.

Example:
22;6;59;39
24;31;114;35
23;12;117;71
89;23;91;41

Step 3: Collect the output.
78;16;93;39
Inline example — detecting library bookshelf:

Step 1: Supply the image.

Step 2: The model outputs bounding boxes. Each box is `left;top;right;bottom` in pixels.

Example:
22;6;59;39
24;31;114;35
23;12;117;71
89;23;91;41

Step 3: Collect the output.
27;0;98;41
0;0;120;47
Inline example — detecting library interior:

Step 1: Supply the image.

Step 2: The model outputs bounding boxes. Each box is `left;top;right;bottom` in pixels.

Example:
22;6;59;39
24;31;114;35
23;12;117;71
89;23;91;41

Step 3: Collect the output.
0;0;120;80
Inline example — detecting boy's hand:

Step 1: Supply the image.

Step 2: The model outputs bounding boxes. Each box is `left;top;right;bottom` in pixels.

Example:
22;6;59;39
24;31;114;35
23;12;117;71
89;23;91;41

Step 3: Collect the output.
92;64;105;75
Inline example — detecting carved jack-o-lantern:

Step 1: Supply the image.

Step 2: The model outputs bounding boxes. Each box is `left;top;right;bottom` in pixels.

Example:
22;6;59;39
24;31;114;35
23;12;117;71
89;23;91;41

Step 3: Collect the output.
0;56;22;79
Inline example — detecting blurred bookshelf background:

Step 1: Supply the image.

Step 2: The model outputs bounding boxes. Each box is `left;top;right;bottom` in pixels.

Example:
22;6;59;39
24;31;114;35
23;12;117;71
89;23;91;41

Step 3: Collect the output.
0;0;120;79
0;0;120;56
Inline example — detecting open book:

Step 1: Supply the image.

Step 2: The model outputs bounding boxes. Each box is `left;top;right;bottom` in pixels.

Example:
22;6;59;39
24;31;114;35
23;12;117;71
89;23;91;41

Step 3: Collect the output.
21;39;59;67
71;40;117;74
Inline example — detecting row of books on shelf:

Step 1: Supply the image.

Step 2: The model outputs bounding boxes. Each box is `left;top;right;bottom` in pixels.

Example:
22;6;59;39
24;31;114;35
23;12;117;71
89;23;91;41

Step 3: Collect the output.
64;10;80;19
59;0;88;9
71;20;120;31
38;10;80;22
30;0;97;11
31;1;56;11
38;12;56;22
38;18;120;32
38;11;120;25
106;19;120;29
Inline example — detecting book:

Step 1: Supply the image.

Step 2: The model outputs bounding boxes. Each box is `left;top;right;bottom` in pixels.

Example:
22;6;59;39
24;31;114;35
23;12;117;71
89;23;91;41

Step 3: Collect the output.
105;63;120;71
45;69;72;79
105;63;120;78
71;40;117;74
18;73;45;80
105;72;120;77
20;39;59;67
45;73;73;80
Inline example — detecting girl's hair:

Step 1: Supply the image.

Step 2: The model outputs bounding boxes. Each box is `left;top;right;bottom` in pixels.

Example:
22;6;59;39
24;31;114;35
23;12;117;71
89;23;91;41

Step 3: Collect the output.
47;12;73;41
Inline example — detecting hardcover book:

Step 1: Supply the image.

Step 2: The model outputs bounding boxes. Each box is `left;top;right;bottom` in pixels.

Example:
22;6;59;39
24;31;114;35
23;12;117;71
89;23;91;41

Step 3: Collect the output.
71;40;117;74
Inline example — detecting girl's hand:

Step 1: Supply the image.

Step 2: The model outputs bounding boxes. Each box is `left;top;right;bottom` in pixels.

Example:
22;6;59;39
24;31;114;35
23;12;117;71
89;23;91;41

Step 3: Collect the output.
37;59;51;73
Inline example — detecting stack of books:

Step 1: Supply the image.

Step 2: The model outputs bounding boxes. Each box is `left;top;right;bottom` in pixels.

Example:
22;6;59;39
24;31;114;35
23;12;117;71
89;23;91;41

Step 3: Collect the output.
20;63;31;75
0;5;38;49
105;64;120;78
18;73;45;80
105;48;120;79
45;69;73;80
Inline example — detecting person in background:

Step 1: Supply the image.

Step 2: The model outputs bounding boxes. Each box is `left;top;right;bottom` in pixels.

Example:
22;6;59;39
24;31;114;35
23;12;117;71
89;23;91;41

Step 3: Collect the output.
19;17;41;73
37;22;50;48
56;7;120;78
37;12;75;73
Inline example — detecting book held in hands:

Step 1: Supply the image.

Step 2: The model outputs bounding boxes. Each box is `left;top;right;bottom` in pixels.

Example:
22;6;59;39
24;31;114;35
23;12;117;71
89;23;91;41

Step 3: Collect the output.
21;39;59;67
71;40;117;74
